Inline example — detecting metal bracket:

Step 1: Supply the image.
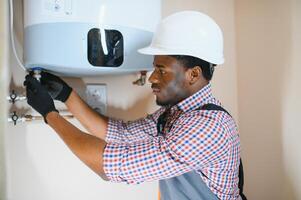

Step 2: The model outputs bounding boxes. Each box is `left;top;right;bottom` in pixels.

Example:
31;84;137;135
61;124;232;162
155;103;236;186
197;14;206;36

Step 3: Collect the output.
132;71;147;86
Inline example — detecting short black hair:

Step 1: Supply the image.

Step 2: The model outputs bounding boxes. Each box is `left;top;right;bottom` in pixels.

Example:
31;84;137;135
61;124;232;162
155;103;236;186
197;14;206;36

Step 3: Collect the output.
169;55;216;81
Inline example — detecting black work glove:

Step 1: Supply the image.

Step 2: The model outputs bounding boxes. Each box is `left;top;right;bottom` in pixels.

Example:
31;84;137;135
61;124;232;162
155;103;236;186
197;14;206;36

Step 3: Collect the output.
24;75;58;121
40;71;72;102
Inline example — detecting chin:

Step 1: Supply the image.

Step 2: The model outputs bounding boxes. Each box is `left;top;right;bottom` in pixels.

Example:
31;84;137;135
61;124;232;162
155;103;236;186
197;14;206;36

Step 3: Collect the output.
156;99;168;106
156;98;174;107
156;95;185;106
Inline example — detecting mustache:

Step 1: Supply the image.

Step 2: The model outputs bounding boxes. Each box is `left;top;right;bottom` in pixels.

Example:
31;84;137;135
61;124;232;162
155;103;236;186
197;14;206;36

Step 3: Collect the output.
151;84;160;89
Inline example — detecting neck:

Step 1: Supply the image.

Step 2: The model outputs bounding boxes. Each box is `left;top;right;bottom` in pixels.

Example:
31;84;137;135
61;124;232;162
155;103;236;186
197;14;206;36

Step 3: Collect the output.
189;80;209;96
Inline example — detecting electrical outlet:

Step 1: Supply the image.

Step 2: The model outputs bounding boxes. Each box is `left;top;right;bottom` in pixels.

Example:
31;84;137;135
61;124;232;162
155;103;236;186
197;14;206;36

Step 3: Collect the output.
86;84;107;114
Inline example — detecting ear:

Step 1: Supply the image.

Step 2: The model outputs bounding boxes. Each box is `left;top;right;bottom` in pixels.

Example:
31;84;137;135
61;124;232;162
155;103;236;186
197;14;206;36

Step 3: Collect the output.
187;66;202;84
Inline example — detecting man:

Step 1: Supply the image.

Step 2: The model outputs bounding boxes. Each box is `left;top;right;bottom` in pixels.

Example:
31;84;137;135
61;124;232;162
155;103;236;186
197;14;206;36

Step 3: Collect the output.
24;11;242;200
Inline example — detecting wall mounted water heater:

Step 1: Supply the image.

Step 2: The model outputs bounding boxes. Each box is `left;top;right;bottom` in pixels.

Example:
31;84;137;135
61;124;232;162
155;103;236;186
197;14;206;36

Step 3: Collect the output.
23;0;161;76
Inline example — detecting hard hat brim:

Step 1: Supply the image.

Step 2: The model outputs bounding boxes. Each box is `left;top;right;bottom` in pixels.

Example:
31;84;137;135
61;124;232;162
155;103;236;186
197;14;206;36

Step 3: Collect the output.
138;46;171;56
138;46;224;65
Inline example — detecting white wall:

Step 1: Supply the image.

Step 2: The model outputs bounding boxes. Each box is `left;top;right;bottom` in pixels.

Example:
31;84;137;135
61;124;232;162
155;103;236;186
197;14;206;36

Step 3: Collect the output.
235;0;301;199
0;0;9;199
3;0;238;200
282;1;301;198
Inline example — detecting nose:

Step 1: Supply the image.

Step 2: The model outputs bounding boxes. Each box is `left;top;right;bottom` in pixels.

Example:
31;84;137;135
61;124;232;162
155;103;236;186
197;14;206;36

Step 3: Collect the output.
148;70;159;84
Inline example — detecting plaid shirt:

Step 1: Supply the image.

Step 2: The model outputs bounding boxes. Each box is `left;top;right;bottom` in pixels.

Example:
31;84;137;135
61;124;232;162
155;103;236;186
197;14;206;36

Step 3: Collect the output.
103;84;241;200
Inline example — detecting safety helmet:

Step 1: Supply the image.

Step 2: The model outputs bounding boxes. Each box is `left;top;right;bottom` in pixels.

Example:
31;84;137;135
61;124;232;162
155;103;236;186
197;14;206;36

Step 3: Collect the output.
138;11;224;65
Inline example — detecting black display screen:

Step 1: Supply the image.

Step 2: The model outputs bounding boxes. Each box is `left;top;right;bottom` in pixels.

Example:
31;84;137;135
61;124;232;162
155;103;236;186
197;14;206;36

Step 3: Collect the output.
88;28;124;67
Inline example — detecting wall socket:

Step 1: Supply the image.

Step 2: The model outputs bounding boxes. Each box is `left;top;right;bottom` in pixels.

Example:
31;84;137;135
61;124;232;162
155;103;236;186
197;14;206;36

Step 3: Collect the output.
85;84;107;114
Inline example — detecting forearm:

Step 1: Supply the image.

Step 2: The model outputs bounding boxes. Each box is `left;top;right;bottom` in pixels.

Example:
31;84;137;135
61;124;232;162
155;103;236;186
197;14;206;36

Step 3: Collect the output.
46;111;108;180
65;90;108;140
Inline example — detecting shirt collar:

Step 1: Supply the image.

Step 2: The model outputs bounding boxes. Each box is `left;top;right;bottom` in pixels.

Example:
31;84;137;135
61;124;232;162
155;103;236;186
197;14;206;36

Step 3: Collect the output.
175;83;214;112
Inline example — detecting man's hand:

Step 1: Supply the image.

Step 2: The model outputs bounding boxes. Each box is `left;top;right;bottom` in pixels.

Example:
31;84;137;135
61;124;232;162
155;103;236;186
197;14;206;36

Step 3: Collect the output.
24;74;58;121
40;71;72;102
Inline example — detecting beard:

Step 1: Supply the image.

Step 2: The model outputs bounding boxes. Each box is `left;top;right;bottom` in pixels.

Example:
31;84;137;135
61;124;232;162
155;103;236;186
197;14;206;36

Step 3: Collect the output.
156;98;171;106
153;76;190;107
155;89;189;107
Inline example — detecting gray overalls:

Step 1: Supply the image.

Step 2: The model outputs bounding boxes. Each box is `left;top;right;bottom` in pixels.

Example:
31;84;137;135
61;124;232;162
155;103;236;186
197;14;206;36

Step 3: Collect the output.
159;171;219;200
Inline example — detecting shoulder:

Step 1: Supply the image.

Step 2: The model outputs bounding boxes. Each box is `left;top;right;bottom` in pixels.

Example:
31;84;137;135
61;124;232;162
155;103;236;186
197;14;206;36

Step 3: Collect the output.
177;108;229;126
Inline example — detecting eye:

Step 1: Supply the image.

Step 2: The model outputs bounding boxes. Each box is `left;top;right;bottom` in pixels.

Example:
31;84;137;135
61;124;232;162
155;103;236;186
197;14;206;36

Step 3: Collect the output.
159;69;166;75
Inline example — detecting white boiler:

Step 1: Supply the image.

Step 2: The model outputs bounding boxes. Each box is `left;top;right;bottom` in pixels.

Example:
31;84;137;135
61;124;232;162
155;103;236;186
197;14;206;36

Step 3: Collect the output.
23;0;161;76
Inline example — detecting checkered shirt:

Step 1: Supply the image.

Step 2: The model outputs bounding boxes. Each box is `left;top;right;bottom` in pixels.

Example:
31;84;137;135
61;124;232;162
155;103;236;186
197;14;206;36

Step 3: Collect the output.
103;84;241;200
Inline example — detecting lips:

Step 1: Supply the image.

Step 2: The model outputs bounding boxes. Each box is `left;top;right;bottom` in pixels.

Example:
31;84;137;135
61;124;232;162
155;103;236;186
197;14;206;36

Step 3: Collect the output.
152;88;160;93
151;85;161;94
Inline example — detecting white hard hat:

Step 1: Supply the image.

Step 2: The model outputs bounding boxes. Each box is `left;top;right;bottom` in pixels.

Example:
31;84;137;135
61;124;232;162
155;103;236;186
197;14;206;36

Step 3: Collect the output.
138;11;224;65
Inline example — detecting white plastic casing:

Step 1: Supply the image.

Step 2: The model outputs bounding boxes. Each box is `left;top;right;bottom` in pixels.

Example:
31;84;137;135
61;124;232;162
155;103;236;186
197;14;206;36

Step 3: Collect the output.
23;0;161;76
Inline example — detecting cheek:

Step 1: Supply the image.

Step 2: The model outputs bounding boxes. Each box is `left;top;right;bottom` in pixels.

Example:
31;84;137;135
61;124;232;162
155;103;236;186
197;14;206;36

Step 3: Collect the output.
168;74;189;94
161;74;173;85
160;71;186;95
162;80;184;97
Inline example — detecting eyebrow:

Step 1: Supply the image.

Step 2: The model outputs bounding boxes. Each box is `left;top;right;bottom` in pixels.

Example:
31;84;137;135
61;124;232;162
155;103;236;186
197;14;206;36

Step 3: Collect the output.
153;63;166;69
